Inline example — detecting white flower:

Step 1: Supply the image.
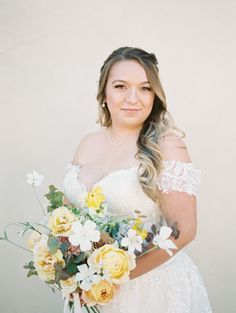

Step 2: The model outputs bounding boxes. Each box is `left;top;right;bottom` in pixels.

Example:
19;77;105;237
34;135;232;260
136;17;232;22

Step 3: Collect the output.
26;170;44;186
121;229;143;254
152;226;178;256
101;269;112;282
75;191;88;209
75;264;101;291
68;220;100;251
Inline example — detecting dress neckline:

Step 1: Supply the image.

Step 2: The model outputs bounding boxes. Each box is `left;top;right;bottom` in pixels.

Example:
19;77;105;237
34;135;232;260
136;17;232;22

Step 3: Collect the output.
68;160;197;193
69;162;140;192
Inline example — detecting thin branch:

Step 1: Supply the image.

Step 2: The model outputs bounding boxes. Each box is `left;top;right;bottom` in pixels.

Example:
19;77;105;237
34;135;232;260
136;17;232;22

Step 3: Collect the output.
1;237;32;253
33;185;46;215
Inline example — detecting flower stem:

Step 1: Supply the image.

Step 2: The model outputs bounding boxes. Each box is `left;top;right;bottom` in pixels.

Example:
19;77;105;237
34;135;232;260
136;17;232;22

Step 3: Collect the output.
1;237;32;253
94;306;101;313
83;305;91;313
33;185;46;215
136;246;157;259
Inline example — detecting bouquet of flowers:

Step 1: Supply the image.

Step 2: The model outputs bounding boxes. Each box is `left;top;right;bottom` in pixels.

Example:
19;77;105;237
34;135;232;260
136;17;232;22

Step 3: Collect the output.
1;170;179;313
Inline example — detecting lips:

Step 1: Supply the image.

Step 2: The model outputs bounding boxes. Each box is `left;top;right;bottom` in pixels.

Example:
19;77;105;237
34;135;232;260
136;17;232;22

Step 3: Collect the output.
122;109;140;111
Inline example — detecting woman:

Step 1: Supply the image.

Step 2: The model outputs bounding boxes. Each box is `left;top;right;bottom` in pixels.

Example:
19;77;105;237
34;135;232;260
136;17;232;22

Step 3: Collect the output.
63;46;212;312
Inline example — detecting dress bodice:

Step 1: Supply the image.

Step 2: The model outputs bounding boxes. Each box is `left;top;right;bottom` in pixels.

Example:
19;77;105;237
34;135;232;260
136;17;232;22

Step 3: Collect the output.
62;160;202;223
62;160;213;313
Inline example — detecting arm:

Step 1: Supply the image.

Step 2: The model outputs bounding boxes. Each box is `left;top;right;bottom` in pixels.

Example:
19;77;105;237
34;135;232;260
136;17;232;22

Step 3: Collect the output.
130;134;197;280
62;133;90;206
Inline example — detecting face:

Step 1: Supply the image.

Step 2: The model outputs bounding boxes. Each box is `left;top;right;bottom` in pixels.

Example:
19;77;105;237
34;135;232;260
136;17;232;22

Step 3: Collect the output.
104;59;155;129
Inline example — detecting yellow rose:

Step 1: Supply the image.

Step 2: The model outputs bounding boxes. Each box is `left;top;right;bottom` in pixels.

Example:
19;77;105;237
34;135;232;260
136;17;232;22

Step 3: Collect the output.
60;276;78;298
88;244;136;284
28;231;42;251
85;186;105;209
48;206;76;236
34;238;65;281
82;279;116;306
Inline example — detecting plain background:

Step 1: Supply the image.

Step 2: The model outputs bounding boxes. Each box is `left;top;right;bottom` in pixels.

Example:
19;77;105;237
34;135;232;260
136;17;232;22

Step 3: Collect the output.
0;1;235;312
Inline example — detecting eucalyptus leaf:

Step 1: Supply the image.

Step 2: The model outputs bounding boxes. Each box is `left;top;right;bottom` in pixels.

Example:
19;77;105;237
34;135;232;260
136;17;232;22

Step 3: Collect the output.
60;242;69;254
73;253;85;264
65;262;78;274
48;236;59;254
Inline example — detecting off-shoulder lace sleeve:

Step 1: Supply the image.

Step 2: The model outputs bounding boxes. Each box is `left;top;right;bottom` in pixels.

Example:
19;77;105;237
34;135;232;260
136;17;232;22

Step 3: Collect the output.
156;160;202;196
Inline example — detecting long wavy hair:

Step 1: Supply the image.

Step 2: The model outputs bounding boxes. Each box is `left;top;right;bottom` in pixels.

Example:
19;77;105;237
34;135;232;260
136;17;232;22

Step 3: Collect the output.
96;46;185;204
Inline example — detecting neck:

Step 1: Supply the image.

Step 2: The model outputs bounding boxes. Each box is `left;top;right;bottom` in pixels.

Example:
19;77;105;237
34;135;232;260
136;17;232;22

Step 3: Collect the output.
107;124;143;141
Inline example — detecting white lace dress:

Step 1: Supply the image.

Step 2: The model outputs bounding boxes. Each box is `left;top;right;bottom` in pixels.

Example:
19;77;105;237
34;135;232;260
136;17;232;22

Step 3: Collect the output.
62;160;212;313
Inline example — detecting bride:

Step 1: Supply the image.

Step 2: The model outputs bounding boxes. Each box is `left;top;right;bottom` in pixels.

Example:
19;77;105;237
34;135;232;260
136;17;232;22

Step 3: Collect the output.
63;46;212;312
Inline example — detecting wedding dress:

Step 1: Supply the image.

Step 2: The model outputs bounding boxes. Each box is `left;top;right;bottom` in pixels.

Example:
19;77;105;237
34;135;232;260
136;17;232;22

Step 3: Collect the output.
62;159;212;313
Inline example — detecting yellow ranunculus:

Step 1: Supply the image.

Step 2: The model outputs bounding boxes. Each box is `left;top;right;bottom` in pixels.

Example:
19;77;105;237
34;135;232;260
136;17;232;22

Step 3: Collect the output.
132;217;148;240
33;237;65;281
60;276;78;298
88;244;136;284
85;186;105;209
48;206;76;236
28;231;42;251
82;279;116;306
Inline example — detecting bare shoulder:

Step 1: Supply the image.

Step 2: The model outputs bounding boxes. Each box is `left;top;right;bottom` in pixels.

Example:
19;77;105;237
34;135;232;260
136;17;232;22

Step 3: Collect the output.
158;131;192;163
71;129;104;164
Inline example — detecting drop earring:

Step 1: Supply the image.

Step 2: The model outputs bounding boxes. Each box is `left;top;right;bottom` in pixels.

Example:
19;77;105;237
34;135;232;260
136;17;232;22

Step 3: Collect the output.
102;102;106;108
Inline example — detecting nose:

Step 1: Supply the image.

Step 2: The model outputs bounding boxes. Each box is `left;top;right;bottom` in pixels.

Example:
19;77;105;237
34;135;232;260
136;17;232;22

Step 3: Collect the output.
126;88;138;104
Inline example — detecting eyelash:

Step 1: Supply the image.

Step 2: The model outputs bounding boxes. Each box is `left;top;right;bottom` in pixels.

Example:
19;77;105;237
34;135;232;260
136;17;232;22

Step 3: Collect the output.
114;85;152;91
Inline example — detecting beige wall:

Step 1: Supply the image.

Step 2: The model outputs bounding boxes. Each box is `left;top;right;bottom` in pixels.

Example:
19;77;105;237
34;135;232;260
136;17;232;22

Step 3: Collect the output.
1;1;235;312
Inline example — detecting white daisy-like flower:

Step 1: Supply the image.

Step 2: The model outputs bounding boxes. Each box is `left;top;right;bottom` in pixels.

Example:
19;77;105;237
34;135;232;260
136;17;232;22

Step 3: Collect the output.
101;269;112;282
75;264;101;291
121;229;143;254
152;226;178;256
26;170;44;186
75;191;88;209
68;220;100;251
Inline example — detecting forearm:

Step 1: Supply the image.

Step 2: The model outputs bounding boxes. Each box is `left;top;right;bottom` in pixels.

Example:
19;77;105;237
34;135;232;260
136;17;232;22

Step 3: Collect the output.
129;230;194;280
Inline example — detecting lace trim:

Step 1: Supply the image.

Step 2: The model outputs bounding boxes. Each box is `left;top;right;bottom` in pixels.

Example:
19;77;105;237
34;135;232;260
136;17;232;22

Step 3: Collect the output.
65;160;202;196
157;160;202;196
99;250;212;313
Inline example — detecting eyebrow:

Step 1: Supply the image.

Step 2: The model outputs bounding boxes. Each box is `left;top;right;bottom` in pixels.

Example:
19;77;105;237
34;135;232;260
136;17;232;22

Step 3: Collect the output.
112;80;150;85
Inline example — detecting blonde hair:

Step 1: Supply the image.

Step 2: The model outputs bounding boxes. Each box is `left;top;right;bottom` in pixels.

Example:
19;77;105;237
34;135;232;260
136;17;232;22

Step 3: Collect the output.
96;46;185;203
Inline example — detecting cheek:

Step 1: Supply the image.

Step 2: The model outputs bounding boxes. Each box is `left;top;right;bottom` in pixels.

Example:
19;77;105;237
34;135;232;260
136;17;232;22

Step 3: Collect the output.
107;90;124;104
143;97;154;112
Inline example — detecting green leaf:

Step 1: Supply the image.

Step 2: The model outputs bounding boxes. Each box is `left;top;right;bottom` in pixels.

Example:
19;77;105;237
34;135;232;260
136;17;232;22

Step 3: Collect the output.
151;224;157;234
55;267;63;284
27;270;38;277
73;253;85;264
59;269;71;281
46;279;56;284
44;185;64;212
23;261;35;270
65;261;78;274
47;236;59;254
59;242;69;254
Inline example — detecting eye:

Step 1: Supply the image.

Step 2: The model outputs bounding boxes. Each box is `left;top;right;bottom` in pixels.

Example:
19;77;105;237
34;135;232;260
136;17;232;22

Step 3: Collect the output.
114;84;126;89
142;87;152;91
